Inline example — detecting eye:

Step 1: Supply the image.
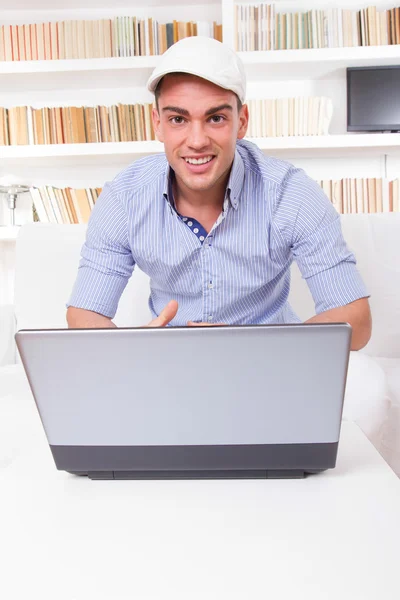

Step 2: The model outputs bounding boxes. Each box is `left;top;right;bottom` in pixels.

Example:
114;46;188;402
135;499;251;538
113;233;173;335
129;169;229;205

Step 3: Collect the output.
209;115;225;124
170;116;185;124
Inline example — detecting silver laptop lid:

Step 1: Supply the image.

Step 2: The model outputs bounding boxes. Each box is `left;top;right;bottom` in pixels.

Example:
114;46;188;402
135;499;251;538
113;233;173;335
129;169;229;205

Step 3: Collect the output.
15;323;351;448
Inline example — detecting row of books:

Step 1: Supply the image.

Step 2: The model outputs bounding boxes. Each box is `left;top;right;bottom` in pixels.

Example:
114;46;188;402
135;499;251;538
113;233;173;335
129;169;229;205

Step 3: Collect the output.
0;19;221;61
318;178;400;214
27;179;400;225
31;186;101;225
0;96;333;146
246;97;333;137
0;97;334;145
0;104;155;146
235;4;400;51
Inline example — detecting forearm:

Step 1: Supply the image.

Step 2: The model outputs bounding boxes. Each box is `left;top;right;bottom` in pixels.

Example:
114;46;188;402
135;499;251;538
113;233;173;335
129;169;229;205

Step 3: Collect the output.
66;306;116;329
305;298;372;351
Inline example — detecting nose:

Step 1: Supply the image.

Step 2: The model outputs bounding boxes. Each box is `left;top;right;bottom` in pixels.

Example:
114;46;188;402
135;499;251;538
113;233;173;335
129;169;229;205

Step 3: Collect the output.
186;121;210;150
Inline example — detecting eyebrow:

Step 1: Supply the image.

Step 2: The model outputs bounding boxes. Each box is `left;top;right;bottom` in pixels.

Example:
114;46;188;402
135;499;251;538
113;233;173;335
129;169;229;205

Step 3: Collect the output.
161;104;234;117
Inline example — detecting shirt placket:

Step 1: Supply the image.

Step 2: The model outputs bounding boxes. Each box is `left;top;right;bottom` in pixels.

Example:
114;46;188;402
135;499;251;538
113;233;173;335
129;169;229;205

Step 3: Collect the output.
201;233;215;323
200;198;229;323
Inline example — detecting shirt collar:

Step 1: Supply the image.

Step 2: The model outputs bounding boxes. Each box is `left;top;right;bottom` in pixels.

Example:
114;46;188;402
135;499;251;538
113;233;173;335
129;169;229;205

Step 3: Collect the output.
226;147;245;210
163;162;173;202
162;164;176;215
162;146;245;211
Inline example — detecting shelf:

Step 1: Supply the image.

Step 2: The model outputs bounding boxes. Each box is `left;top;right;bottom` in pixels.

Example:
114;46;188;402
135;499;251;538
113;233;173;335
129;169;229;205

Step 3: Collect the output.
251;134;400;157
1;135;399;162
0;56;159;75
0;56;159;91
1;45;399;88
0;226;19;241
0;141;164;159
240;45;400;80
0;0;217;8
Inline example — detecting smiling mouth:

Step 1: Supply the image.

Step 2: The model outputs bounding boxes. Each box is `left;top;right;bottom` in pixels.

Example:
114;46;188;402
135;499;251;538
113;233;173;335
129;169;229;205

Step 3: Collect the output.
184;156;215;165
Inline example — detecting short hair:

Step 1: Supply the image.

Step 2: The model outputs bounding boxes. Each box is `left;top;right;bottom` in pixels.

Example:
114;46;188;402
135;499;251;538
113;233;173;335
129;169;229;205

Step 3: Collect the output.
154;73;243;113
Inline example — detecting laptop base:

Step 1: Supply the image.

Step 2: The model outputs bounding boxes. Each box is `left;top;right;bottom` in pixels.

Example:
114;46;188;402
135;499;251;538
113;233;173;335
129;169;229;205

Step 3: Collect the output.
69;469;324;480
53;442;337;476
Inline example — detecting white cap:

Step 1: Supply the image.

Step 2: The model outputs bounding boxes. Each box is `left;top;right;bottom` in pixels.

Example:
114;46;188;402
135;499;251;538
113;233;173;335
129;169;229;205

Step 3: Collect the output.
147;36;246;104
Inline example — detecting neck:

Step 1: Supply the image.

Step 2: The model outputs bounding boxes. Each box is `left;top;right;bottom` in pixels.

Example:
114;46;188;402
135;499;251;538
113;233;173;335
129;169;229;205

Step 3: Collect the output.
172;172;230;213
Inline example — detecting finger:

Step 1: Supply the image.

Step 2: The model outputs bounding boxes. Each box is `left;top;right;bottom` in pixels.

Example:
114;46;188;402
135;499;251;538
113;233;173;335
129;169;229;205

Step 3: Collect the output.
148;300;179;327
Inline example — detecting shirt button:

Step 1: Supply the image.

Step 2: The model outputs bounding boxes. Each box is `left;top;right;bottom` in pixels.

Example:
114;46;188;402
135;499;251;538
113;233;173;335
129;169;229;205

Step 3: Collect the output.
208;315;213;322
208;282;213;289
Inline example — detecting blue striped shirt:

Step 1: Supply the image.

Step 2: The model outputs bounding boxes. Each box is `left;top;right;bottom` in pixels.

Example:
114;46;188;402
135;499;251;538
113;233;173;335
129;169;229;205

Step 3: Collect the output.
67;139;368;325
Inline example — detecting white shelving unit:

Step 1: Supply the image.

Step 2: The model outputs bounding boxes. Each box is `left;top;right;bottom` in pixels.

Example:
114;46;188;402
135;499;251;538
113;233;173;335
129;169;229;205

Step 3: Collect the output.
0;3;398;164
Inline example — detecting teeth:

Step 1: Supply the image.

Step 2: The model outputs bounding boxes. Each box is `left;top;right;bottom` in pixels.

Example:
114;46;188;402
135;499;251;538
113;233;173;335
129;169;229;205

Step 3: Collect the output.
185;156;213;165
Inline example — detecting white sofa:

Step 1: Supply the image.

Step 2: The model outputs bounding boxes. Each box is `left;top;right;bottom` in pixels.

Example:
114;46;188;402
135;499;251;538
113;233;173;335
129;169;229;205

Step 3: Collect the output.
1;213;399;474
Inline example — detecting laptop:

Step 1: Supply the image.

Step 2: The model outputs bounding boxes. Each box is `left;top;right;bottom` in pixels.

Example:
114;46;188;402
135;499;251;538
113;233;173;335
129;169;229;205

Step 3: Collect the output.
15;323;351;480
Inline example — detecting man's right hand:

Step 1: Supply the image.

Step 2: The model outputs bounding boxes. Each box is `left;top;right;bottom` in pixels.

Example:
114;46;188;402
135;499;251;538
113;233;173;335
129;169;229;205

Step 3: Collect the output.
147;300;179;327
67;301;179;329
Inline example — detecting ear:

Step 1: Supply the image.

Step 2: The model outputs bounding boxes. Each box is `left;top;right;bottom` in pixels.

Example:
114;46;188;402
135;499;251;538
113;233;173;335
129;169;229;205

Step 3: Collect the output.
237;104;249;140
152;106;164;143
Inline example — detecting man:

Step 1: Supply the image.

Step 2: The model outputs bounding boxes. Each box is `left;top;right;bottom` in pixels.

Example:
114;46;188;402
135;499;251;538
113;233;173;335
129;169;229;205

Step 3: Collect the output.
67;36;371;351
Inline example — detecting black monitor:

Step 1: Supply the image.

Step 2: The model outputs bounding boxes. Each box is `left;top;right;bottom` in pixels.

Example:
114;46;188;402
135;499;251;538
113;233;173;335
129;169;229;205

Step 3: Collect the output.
347;66;400;133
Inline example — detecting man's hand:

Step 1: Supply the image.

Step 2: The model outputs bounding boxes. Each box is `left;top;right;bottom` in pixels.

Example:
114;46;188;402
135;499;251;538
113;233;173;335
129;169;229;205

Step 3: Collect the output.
305;297;372;351
147;300;179;327
146;301;225;327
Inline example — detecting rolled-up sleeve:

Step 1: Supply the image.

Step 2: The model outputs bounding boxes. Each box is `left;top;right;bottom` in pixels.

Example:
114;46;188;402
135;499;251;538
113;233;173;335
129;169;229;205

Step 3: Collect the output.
278;169;369;314
67;182;135;318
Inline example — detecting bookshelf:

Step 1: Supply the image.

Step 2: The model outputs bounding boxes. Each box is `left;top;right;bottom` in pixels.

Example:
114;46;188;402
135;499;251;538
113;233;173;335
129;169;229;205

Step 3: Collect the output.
1;0;400;306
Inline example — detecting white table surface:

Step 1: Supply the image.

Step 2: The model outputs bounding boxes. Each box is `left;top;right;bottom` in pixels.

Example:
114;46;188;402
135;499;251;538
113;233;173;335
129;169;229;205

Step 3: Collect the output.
1;365;400;600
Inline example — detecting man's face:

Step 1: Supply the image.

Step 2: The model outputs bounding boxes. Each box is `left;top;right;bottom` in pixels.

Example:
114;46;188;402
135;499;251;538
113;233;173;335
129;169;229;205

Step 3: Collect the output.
152;74;248;196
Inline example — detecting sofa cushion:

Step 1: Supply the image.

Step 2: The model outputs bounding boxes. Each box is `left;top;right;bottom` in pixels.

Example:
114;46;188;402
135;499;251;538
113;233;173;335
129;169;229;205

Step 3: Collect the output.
14;223;152;331
289;213;400;359
343;352;390;452
373;357;400;477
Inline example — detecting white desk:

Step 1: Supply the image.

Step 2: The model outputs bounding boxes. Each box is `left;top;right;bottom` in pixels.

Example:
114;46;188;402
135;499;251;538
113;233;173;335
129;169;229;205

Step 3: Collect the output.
1;365;400;600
